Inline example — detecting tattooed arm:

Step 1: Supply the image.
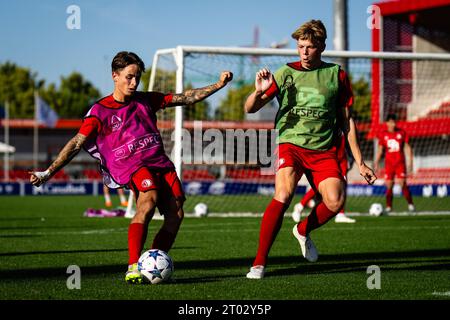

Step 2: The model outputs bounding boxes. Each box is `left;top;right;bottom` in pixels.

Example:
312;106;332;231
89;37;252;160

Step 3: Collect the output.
167;71;233;107
29;133;87;187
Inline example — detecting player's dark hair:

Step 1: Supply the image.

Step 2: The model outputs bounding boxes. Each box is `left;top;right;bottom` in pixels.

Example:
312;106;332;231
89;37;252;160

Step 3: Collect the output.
386;113;397;121
111;51;145;73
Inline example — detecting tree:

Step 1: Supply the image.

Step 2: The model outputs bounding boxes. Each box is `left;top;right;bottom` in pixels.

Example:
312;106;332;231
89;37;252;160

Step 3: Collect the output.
215;83;254;121
350;76;371;122
140;68;209;120
41;72;100;118
0;62;101;119
0;62;39;118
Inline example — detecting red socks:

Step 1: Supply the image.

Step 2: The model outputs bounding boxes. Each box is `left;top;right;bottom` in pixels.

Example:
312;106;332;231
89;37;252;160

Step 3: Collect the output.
128;223;178;265
300;188;316;207
386;188;393;208
253;199;289;267
128;223;147;265
402;185;413;204
297;201;336;236
386;186;414;208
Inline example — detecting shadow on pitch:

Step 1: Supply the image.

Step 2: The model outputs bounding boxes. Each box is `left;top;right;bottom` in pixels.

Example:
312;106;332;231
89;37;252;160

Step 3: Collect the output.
1;248;449;282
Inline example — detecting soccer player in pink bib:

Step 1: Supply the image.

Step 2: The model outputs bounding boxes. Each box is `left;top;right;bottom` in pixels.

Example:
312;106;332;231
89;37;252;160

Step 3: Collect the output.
244;20;376;279
29;51;233;284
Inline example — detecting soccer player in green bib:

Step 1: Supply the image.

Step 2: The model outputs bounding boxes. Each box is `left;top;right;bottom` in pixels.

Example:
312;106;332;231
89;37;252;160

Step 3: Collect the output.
245;20;377;279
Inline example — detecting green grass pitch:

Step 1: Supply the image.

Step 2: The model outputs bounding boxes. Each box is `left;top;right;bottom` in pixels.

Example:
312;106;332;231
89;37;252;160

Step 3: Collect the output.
0;195;449;300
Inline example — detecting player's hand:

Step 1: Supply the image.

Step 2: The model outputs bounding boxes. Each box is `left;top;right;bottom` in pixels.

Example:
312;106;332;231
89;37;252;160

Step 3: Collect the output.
255;68;273;94
359;163;377;185
407;163;413;174
29;170;51;187
218;71;233;87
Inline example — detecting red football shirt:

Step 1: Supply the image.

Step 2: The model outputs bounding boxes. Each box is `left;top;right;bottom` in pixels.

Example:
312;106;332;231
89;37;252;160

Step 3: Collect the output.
378;128;409;166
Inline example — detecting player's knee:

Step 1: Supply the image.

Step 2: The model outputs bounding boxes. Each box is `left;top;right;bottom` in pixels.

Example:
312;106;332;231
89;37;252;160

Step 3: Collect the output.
164;209;184;231
323;195;344;213
274;189;293;203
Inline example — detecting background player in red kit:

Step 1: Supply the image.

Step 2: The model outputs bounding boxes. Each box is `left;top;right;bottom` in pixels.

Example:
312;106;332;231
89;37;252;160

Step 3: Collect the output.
29;51;233;284
375;113;415;214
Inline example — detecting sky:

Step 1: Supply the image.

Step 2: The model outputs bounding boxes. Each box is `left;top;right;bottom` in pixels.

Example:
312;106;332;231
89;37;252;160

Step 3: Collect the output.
0;0;380;96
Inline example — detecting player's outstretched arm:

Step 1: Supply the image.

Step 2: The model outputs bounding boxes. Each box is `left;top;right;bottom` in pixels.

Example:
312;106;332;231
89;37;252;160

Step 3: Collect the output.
29;133;87;187
168;71;233;107
245;68;274;113
341;108;377;185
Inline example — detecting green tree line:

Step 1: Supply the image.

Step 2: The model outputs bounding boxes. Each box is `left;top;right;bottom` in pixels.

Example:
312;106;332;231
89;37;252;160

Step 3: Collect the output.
1;62;371;122
0;62;100;119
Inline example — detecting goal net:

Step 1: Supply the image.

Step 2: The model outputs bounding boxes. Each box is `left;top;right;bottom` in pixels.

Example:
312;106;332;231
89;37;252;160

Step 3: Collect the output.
146;46;450;215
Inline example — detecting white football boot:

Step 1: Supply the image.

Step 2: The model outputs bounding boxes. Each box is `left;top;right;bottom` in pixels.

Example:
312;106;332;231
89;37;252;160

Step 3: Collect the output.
246;265;265;279
335;213;356;223
292;225;318;262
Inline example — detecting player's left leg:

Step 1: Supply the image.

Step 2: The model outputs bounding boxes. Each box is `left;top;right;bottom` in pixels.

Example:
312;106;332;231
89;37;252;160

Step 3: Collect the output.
153;198;184;252
397;178;415;213
293;148;345;262
152;170;185;253
302;177;345;233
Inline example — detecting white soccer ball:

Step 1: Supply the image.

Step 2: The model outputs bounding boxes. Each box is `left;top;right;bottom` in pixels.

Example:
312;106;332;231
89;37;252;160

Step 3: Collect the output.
369;203;384;217
138;249;174;284
194;202;209;217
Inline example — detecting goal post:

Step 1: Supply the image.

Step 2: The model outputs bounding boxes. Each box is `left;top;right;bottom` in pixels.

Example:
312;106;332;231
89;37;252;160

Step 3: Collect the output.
148;46;450;215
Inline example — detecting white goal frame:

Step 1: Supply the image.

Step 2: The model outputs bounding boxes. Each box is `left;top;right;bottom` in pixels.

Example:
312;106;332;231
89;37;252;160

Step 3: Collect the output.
120;46;450;217
148;45;450;179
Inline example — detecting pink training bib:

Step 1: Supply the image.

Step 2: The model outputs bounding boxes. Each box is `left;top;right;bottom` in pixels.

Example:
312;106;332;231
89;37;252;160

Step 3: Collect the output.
84;93;174;187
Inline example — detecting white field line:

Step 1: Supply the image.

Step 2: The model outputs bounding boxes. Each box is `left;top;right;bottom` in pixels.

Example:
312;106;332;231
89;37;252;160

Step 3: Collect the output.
431;291;450;297
195;211;450;218
1;222;450;236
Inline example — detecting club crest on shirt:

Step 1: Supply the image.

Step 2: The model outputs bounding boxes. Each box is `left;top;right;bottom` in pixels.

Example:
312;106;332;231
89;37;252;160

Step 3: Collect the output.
141;179;153;188
111;115;123;132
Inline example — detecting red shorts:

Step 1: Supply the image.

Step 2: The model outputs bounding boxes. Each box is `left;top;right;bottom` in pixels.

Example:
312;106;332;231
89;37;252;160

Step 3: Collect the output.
384;162;407;180
276;143;344;190
129;167;185;202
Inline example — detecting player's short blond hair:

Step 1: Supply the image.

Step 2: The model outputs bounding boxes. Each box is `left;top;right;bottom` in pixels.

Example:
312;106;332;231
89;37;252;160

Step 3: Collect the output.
291;20;327;45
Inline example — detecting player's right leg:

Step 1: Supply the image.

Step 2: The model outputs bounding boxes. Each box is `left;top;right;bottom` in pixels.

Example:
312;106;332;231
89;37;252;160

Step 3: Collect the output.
125;168;159;284
126;190;157;284
247;165;300;279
